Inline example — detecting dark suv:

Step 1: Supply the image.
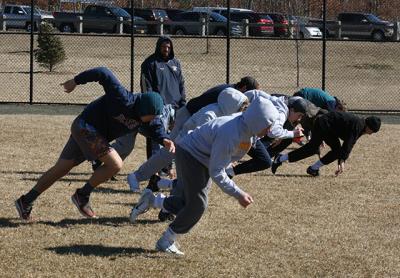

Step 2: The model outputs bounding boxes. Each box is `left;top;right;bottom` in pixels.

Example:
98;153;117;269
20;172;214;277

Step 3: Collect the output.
172;11;242;36
126;8;170;34
337;12;394;41
220;10;274;36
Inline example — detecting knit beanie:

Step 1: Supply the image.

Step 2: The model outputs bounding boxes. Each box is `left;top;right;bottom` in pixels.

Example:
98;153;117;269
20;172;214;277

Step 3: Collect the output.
365;116;381;132
138;92;164;116
288;97;308;114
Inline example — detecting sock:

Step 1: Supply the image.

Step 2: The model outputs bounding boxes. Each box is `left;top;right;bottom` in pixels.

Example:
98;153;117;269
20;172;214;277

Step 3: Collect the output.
24;189;40;204
310;160;324;170
154;193;166;209
163;226;178;242
278;154;289;162
78;182;94;197
157;178;173;190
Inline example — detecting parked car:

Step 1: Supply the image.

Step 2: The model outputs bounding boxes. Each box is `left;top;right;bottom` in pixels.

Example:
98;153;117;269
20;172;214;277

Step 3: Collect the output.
192;7;252;14
53;5;138;34
129;8;170;34
219;10;274;37
171;11;242;36
164;8;185;21
293;16;322;39
337;12;394;41
0;4;54;31
263;12;289;37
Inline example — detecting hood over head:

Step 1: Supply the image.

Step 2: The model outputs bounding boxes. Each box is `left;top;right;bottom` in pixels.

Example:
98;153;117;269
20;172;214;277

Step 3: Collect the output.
155;36;174;60
217;88;248;115
242;96;279;134
244;89;272;102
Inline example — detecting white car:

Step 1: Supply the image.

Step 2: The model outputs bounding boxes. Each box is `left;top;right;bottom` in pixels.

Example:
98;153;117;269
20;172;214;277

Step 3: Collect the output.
299;25;322;39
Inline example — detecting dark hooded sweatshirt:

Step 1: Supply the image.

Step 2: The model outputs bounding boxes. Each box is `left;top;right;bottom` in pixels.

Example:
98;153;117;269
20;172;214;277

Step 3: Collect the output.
74;67;168;143
140;36;186;109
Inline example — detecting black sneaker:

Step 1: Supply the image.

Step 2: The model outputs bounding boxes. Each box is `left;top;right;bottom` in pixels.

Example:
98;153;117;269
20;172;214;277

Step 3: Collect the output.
306;166;320;177
158;210;175;222
271;154;283;175
146;175;160;192
71;190;97;218
15;195;33;220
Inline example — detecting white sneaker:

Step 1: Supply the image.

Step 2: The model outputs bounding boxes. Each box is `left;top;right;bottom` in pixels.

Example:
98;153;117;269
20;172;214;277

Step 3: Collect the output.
127;172;140;192
129;189;154;223
155;236;184;256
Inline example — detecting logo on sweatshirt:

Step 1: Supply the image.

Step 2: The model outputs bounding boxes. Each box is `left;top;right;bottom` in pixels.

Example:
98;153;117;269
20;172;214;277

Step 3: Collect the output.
171;66;178;71
113;114;141;129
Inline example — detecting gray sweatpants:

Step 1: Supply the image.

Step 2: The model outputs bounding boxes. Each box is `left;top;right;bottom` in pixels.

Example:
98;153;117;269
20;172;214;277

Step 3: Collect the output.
135;106;192;182
164;146;212;234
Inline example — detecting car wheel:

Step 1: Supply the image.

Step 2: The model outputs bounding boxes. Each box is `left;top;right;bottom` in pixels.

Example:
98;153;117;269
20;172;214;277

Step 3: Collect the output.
60;24;74;33
25;22;36;32
372;30;384;41
175;28;185;35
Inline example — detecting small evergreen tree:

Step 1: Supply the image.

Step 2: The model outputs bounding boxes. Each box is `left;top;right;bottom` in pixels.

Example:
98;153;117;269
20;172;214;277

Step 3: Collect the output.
35;22;66;72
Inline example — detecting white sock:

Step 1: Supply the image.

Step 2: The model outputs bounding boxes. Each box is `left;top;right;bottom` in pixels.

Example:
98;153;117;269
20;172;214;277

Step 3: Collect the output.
279;154;289;162
310;160;324;170
154;193;166;209
158;178;173;190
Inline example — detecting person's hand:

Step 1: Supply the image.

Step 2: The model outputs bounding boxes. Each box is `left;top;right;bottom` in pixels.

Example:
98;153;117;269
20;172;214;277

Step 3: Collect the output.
238;192;254;208
163;139;175;153
61;79;77;93
293;126;304;138
320;141;326;150
335;160;345;176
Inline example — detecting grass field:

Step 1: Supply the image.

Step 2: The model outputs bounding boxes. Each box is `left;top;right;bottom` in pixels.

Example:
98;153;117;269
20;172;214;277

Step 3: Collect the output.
0;104;399;277
1;35;400;110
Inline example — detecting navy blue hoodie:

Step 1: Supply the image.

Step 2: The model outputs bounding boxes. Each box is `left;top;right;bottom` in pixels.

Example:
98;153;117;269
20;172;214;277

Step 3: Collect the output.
140;36;186;108
74;67;168;143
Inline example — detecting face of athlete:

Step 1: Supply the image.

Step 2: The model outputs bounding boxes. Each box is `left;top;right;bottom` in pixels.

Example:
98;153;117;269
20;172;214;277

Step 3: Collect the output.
160;42;171;60
288;109;304;124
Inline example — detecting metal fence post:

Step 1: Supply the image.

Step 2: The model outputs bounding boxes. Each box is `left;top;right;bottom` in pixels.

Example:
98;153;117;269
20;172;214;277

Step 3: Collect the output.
393;22;400;41
117;17;123;34
1;15;6;31
337;20;342;39
78;16;83;33
288;20;295;38
158;18;164;35
242;19;249;37
200;17;206;36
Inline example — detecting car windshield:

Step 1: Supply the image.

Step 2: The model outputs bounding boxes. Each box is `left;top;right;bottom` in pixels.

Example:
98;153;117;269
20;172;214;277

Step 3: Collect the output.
25;7;41;15
366;14;384;22
109;7;131;17
210;12;227;22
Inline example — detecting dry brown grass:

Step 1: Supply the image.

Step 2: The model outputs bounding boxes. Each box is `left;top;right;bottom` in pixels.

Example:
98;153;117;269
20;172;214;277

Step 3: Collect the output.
1;35;400;110
0;104;400;277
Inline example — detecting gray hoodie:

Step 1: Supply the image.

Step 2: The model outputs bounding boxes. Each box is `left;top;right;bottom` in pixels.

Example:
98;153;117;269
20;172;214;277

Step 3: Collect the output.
245;89;294;139
178;96;279;198
179;87;247;139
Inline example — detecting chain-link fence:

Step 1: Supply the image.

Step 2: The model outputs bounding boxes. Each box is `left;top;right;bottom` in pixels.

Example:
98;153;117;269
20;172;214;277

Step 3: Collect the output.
1;20;400;112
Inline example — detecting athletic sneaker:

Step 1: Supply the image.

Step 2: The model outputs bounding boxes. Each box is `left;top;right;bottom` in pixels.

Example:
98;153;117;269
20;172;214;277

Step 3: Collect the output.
15;195;33;220
156;236;184;256
306;166;320;177
146;175;160;192
129;189;154;223
158;210;175;222
271;154;283;174
127;172;140;192
71;190;97;218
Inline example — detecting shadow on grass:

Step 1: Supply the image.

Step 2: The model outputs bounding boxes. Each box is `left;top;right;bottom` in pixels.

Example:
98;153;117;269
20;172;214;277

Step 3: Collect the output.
46;244;161;258
0;217;158;228
253;173;312;178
